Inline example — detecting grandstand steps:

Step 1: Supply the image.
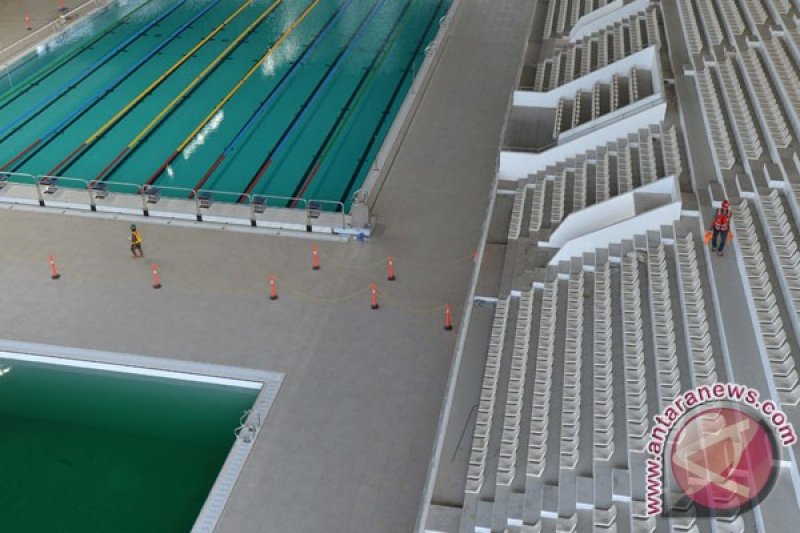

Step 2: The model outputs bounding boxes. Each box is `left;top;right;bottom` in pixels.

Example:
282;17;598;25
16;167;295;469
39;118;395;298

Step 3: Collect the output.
433;178;800;530
505;123;680;243
524;3;665;90
543;0;617;40
423;0;800;530
733;197;800;408
532;7;664;92
455;217;748;532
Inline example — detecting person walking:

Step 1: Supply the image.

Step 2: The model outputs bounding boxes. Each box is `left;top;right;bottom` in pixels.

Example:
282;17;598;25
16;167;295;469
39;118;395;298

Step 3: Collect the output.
710;200;732;256
130;224;144;258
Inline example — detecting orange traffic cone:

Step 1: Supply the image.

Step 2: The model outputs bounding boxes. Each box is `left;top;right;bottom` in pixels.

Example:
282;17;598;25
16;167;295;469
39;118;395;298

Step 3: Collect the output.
370;283;379;310
151;263;162;289
312;245;320;271
269;276;278;300
49;255;60;280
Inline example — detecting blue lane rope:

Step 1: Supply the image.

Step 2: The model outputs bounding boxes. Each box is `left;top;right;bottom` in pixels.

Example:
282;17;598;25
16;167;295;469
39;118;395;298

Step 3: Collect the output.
5;0;223;173
0;0;190;141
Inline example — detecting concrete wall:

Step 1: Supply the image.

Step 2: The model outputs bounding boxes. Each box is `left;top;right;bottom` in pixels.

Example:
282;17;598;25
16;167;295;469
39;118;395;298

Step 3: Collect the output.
498;101;667;179
513;46;659;109
548;176;678;247
549;201;682;264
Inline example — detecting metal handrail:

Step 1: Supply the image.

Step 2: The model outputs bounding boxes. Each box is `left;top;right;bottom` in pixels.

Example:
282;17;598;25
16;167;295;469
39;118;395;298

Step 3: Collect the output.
0;169;351;230
37;174;87;185
96;180;142;193
306;198;346;228
251;193;308;210
146;184;196;198
197;188;250;202
0;171;36;183
33;174;88;206
196;188;251;218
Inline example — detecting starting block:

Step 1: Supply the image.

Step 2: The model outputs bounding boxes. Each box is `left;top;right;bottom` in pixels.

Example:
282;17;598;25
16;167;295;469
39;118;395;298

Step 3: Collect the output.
38;177;58;194
308;200;321;219
143;186;161;204
252;196;266;214
90;181;108;199
198;191;213;209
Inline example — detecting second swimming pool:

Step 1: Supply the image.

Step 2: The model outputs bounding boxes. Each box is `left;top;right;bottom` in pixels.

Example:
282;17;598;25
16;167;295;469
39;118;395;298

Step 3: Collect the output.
0;351;261;532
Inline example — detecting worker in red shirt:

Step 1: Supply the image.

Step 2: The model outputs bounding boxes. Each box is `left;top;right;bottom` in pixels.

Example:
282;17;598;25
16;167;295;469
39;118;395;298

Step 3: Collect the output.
710;200;732;256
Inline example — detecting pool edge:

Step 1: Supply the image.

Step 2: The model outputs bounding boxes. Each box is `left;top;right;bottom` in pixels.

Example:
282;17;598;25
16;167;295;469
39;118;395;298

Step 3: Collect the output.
0;338;284;533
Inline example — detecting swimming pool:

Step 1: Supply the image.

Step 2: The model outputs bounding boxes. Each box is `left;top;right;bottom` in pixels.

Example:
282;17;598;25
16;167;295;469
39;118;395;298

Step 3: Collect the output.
0;0;450;213
0;344;281;532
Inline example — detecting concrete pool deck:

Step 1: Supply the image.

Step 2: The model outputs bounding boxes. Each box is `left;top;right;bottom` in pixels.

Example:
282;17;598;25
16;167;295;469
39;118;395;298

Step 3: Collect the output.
0;0;536;531
0;0;103;63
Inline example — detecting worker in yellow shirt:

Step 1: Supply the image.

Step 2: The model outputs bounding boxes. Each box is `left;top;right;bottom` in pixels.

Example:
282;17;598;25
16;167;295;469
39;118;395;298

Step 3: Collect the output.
130;224;144;258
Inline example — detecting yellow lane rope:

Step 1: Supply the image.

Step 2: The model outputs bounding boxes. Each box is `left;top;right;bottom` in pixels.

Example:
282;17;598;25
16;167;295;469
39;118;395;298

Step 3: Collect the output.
86;0;267;145
128;0;295;149
175;0;322;155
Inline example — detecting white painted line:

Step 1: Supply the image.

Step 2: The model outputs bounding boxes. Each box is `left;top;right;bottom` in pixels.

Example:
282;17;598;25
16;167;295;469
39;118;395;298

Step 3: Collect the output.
0;351;262;389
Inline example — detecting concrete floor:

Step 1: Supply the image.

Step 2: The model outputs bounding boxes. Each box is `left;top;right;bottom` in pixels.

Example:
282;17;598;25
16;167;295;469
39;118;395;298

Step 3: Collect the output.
0;0;535;531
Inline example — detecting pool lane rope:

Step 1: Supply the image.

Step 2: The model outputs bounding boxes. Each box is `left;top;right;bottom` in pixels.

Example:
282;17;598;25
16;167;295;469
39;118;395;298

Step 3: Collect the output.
289;0;416;204
0;0;158;111
91;0;294;184
0;0;184;142
176;0;356;193
338;0;447;206
147;0;331;189
237;0;390;201
0;0;228;173
11;0;264;176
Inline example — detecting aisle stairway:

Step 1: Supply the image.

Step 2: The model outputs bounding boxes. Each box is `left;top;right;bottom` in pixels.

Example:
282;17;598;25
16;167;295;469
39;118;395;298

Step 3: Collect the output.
421;0;800;531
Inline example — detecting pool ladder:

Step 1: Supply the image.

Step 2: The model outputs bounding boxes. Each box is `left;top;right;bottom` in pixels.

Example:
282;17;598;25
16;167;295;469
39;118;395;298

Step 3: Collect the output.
234;408;261;444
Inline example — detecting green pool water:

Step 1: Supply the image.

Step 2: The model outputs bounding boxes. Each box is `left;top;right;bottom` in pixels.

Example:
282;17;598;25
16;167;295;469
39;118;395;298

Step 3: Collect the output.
0;356;258;532
0;0;451;210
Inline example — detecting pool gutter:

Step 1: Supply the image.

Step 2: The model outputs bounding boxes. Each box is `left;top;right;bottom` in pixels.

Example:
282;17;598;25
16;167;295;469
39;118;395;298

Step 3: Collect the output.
352;0;461;215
